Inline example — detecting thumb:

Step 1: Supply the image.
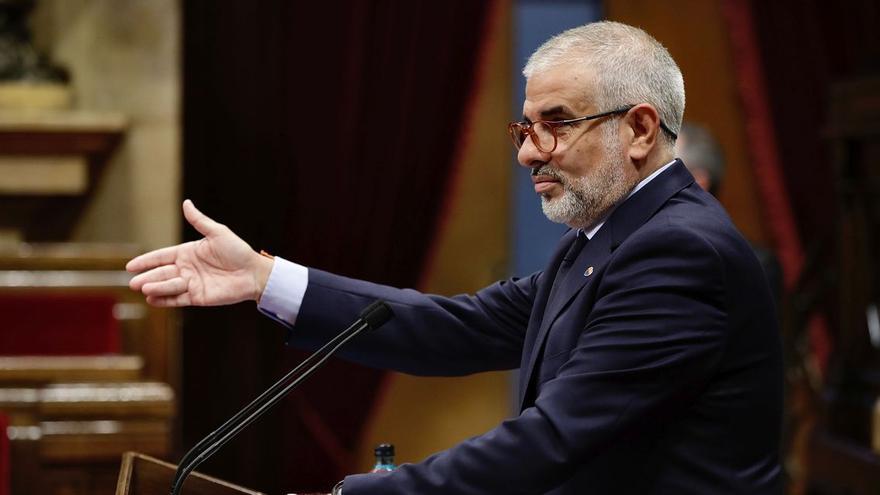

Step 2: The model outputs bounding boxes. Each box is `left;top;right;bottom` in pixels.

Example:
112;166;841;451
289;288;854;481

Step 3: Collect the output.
183;199;223;237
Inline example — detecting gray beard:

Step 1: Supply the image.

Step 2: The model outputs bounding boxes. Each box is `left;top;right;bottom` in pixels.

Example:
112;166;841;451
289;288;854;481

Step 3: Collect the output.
539;126;635;229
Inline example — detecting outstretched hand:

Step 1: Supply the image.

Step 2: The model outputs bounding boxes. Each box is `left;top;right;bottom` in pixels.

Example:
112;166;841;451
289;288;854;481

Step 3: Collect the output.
126;200;273;307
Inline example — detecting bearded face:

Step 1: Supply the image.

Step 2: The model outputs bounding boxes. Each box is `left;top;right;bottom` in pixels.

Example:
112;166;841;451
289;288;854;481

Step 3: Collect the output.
536;123;636;229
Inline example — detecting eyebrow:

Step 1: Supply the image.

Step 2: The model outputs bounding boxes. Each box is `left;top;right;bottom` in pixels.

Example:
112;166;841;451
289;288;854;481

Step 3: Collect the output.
522;105;576;123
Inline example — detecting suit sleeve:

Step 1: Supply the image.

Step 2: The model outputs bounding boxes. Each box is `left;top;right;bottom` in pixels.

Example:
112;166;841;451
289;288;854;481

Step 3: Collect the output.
290;268;542;376
344;226;730;494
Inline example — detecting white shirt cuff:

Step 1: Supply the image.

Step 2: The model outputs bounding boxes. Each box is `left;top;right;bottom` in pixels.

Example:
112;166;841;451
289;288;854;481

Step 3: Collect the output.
257;256;308;327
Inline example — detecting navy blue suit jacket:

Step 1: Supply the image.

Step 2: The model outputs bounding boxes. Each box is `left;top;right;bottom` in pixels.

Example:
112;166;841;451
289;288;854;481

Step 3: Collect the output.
291;160;783;494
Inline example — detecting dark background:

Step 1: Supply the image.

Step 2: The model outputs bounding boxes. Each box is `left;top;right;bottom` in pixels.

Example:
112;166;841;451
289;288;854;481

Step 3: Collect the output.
182;1;492;492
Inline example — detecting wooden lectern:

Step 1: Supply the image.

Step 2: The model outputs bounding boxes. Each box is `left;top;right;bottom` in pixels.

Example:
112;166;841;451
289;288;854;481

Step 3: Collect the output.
116;452;264;495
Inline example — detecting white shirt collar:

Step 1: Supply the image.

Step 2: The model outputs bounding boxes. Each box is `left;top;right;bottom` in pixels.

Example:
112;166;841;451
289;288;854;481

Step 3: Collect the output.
580;159;677;240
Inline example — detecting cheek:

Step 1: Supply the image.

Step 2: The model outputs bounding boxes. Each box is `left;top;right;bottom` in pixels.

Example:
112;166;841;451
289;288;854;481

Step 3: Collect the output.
555;144;601;178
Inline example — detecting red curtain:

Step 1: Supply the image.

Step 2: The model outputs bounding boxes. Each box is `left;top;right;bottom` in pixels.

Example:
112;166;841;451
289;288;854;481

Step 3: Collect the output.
182;2;493;492
742;0;879;250
722;0;880;373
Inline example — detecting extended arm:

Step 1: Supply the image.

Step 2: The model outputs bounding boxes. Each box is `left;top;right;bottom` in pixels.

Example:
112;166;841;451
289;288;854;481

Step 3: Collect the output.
286;267;539;375
128;200;538;375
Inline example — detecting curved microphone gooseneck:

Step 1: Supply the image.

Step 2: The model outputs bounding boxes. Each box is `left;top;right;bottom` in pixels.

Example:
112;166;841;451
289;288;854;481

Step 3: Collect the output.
170;300;394;495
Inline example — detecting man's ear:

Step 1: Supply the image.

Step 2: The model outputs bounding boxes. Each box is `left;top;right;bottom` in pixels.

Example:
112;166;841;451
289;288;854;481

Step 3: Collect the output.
624;104;661;161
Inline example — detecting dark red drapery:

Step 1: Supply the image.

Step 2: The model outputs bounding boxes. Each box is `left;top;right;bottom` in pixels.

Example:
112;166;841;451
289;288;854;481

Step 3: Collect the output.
182;1;493;492
725;0;879;371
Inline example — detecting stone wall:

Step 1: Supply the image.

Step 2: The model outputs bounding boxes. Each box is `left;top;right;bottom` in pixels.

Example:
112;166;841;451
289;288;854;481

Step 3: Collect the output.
32;0;181;249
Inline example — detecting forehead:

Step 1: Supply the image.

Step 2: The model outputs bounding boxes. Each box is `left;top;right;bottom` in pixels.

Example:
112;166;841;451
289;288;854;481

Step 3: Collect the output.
523;64;597;119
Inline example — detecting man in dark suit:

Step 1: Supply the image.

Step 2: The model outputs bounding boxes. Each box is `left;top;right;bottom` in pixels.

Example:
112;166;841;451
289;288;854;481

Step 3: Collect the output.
127;21;782;494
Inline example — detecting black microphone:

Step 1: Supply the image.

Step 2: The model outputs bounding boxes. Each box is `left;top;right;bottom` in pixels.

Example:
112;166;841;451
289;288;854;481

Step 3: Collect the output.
170;300;394;495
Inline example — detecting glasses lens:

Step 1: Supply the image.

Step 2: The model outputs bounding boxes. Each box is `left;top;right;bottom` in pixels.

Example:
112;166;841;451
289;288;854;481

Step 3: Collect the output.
508;123;526;149
533;122;556;152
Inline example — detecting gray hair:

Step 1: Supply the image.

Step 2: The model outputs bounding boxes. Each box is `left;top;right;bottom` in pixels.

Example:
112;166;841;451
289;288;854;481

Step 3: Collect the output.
676;122;726;194
523;21;685;148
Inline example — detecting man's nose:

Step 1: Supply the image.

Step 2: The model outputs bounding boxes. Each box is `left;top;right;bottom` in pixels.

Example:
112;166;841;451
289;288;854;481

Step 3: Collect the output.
516;137;551;169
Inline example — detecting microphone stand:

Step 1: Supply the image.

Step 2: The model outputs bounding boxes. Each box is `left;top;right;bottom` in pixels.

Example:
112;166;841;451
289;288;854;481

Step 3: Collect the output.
170;300;393;495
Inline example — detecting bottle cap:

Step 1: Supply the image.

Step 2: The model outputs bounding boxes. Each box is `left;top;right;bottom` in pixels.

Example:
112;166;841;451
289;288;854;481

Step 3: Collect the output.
374;443;394;457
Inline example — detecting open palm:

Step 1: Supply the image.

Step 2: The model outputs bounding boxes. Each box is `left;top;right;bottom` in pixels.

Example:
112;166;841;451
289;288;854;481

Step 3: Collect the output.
127;200;269;307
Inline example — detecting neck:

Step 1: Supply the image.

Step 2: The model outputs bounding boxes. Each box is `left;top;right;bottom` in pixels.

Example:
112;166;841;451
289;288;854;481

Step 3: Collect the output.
636;147;675;182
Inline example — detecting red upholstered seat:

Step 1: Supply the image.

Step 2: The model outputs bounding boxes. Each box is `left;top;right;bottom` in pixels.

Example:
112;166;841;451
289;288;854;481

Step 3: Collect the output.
0;294;120;355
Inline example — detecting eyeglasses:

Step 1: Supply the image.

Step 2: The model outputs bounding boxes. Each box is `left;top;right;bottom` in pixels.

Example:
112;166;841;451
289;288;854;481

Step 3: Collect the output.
507;105;678;153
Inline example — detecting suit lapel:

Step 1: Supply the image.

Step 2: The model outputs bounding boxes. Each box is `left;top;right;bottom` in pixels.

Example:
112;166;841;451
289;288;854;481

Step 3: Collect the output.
518;227;613;407
517;228;576;404
541;227;612;330
518;160;695;410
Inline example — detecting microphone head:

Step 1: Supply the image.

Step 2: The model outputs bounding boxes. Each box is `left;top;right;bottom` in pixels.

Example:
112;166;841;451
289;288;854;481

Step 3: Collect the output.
359;300;394;330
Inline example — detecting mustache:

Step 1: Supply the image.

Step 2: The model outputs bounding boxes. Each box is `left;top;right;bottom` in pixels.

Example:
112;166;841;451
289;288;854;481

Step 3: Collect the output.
531;165;565;182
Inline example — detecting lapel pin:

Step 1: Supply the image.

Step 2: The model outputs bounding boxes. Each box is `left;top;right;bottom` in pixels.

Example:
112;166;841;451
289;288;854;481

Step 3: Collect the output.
584;266;594;277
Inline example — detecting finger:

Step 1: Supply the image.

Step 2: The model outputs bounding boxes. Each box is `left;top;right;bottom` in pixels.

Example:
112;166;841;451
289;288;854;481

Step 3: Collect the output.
146;292;192;308
142;277;188;297
126;245;183;273
129;265;179;291
183;199;224;238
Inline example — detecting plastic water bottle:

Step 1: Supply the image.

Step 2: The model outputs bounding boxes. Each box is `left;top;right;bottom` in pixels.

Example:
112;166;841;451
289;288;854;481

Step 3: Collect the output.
371;443;396;472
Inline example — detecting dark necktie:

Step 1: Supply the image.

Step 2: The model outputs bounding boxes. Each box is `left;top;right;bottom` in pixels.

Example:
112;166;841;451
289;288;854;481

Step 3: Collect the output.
548;231;587;303
525;232;589;402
